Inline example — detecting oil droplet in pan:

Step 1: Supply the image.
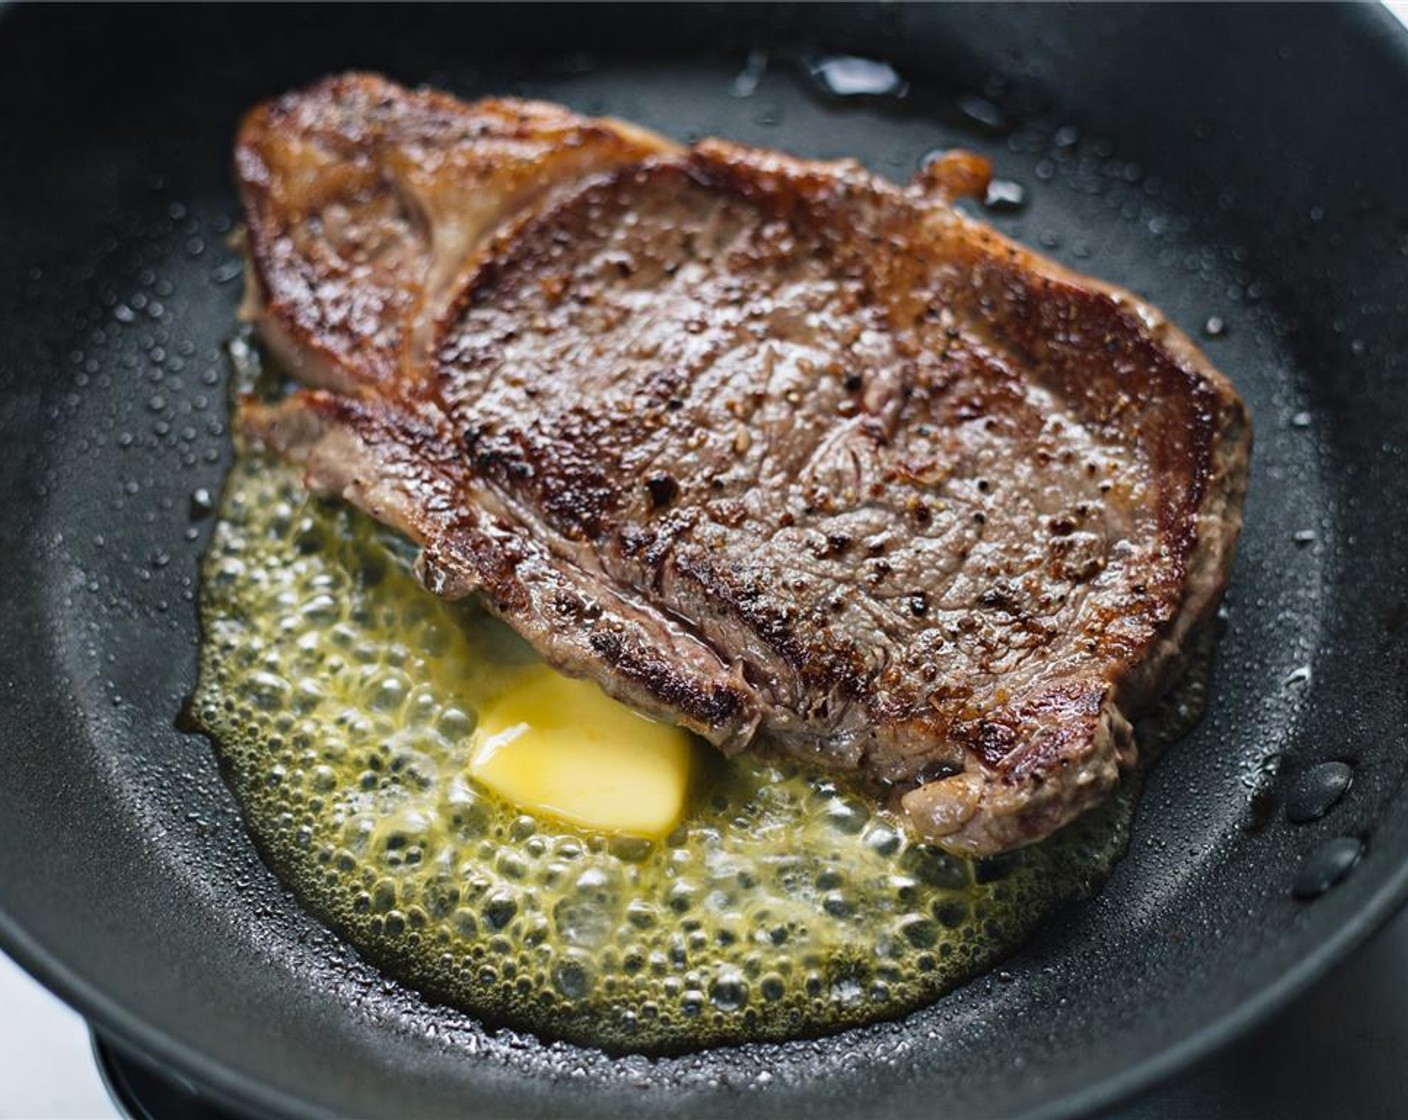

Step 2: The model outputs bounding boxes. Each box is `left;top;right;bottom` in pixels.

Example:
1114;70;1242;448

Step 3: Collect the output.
954;93;1010;133
983;179;1027;214
730;49;768;99
1285;761;1353;824
807;55;907;100
1292;836;1363;899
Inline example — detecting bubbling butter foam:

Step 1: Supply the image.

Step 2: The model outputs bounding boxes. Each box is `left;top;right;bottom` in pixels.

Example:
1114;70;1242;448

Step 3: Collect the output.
193;455;1138;1052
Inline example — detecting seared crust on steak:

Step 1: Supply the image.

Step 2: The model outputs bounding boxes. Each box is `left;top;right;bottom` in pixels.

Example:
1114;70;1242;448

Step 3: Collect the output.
236;74;675;392
237;77;1250;856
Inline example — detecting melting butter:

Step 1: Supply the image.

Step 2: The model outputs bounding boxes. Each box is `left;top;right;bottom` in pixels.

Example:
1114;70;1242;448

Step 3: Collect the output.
470;665;694;839
193;454;1140;1053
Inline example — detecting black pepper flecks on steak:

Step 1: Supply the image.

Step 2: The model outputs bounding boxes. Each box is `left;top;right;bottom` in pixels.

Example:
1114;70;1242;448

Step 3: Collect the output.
236;75;1251;856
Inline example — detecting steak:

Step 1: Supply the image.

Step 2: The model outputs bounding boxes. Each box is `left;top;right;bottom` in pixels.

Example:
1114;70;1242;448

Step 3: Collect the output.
234;74;676;393
235;75;1251;856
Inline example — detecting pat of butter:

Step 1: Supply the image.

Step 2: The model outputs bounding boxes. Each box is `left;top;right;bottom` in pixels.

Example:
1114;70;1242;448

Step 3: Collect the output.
469;665;692;839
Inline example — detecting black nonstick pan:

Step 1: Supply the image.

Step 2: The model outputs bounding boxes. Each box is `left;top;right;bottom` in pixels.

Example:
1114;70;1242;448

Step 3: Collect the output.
2;4;1407;1118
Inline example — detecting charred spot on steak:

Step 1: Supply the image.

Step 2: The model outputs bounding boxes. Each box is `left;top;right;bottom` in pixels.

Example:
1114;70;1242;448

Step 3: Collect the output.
645;473;680;511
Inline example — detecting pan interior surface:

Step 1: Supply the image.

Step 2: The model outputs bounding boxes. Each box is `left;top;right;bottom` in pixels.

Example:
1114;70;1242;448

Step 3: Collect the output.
0;6;1405;1119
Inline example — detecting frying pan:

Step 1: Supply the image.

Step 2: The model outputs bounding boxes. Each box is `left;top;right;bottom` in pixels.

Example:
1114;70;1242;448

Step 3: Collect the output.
1;4;1406;1118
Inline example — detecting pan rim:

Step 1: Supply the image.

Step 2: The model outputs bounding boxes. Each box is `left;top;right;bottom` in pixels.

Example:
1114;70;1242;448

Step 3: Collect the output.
2;3;1408;1118
3;836;1408;1120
